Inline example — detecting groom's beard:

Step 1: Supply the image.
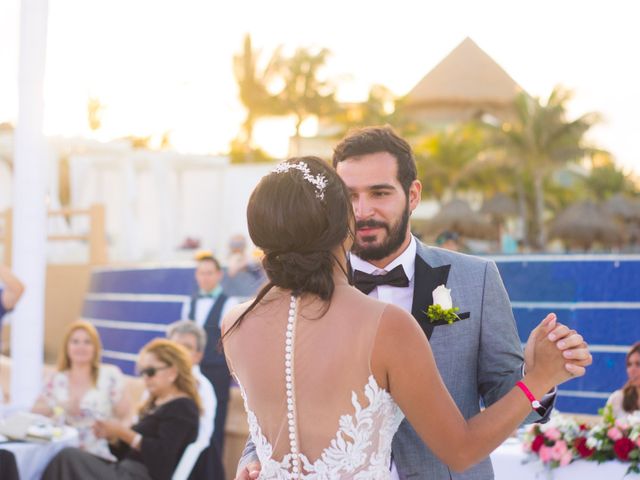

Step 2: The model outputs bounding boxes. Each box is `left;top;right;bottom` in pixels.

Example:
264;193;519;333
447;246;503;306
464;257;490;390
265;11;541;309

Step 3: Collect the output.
352;205;410;262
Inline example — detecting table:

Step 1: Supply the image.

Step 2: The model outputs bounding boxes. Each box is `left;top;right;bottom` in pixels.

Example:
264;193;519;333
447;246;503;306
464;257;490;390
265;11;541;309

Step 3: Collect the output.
491;438;640;479
0;427;78;480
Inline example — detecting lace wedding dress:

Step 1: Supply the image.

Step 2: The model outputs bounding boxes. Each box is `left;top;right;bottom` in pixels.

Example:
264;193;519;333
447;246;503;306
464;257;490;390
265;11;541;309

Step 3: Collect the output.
224;285;405;479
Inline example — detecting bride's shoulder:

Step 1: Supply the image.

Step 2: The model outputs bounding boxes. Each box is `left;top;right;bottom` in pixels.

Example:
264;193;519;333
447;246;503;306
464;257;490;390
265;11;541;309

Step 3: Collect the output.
221;298;254;333
375;302;426;346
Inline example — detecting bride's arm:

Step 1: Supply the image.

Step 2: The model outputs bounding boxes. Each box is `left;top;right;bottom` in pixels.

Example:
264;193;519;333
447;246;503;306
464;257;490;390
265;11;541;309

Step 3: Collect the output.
372;304;583;472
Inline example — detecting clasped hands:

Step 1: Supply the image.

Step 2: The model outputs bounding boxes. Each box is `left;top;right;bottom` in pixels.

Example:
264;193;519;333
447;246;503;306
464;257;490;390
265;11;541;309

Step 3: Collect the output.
524;313;592;379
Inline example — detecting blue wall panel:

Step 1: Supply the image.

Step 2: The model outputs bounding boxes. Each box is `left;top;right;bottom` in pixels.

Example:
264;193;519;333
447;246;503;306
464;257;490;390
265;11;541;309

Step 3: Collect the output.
97;327;164;356
511;308;640;346
86;257;640;413
89;268;195;295
494;255;640;414
83;300;183;324
497;259;640;302
556;397;607;415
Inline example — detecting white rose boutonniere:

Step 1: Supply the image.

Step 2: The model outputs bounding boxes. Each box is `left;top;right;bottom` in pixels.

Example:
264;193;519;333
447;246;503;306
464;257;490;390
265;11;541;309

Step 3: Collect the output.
426;285;461;324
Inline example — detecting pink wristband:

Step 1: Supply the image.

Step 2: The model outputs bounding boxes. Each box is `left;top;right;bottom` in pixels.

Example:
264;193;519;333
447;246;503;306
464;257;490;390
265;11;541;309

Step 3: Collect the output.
516;381;547;416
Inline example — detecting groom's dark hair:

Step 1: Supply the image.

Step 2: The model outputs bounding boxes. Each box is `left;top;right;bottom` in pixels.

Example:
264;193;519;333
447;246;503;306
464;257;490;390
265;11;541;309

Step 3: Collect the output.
332;125;417;196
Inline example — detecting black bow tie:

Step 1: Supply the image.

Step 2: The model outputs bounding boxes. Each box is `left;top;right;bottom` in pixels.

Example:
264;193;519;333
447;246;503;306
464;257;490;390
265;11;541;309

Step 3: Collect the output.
352;265;409;294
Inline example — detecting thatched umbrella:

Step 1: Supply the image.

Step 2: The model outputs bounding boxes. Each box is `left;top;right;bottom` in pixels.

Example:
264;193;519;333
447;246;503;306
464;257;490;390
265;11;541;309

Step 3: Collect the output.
424;199;496;240
480;193;518;218
603;194;640;221
548;201;624;249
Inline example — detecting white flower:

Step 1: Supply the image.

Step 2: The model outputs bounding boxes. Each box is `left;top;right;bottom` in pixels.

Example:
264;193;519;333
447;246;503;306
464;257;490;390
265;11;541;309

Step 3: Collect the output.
432;285;453;310
586;436;598;449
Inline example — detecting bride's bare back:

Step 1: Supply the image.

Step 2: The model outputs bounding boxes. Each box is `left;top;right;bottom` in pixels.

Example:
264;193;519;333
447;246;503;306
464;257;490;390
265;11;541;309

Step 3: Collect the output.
224;277;576;478
224;281;405;477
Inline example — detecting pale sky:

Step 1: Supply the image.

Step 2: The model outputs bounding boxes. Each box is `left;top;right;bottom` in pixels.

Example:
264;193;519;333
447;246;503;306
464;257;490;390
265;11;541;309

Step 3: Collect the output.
0;0;638;174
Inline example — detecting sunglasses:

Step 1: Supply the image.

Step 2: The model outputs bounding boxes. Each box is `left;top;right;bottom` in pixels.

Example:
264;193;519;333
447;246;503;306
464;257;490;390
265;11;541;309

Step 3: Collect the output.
137;365;171;378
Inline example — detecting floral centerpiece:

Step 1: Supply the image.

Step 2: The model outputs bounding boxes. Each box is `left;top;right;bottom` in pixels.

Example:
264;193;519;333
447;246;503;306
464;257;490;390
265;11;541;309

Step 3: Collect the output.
521;405;640;474
522;412;581;468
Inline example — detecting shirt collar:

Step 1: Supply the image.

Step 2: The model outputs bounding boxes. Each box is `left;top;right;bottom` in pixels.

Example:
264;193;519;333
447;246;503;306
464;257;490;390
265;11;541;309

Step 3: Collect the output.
350;235;417;281
198;285;223;299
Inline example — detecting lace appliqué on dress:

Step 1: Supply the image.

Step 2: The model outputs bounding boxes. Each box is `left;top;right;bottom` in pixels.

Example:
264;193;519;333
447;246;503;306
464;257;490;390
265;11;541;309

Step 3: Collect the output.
237;375;404;479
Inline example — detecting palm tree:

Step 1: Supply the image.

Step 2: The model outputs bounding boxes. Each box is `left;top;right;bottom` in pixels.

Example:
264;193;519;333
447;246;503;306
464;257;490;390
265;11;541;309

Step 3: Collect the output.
87;97;104;131
582;154;638;201
331;85;418;138
233;34;283;149
274;47;337;154
486;87;601;249
414;123;488;201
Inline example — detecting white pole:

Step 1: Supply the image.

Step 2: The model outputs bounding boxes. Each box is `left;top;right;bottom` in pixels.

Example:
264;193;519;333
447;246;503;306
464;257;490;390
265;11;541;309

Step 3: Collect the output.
10;0;49;408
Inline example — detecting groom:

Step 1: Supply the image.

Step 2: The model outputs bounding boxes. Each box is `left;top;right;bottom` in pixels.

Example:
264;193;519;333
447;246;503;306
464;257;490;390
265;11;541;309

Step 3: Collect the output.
236;126;592;479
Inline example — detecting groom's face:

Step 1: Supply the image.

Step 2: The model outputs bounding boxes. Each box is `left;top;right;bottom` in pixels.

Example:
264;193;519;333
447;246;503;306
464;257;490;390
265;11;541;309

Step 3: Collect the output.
336;151;420;262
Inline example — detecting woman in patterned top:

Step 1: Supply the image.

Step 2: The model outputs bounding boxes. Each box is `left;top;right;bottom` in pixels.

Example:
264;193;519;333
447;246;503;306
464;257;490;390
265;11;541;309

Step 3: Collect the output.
32;320;131;459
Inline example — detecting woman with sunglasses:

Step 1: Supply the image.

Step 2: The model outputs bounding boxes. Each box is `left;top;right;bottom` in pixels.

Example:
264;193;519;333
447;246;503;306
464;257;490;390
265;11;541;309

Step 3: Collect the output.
32;320;131;460
43;338;200;480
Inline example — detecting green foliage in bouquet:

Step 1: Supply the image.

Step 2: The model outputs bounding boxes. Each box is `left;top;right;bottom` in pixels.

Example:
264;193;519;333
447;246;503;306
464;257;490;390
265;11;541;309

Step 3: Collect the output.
426;304;460;324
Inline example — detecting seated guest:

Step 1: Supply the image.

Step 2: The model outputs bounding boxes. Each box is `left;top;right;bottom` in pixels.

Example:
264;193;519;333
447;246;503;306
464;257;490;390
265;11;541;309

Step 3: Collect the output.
43;339;200;480
0;264;24;401
32;320;130;459
0;264;24;320
167;320;223;479
607;342;640;417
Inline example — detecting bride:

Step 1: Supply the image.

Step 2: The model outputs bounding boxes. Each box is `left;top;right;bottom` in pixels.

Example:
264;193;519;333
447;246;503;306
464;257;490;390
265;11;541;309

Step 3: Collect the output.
222;157;586;479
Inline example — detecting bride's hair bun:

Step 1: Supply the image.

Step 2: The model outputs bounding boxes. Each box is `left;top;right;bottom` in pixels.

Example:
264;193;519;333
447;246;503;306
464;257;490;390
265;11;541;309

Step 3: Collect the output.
263;250;334;298
247;156;353;300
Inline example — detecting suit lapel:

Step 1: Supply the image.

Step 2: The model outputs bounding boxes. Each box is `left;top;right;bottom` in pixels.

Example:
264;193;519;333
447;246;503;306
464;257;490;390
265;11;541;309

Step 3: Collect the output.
411;253;451;340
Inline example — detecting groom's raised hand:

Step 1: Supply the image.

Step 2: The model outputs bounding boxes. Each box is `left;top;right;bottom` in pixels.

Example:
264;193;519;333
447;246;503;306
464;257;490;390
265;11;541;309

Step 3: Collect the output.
524;313;592;377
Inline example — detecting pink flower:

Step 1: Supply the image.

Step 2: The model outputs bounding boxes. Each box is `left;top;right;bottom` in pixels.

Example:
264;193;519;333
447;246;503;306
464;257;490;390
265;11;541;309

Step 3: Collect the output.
539;445;553;463
615;419;629;430
608;427;623;441
551;440;568;460
545;428;562;441
559;451;572;467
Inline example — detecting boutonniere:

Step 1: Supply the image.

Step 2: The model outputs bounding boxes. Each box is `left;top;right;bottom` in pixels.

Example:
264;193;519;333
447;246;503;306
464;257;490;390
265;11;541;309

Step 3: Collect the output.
425;285;461;324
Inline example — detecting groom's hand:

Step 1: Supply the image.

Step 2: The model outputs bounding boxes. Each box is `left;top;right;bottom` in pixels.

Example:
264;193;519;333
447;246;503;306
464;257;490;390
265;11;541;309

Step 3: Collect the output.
524;313;592;375
235;461;261;480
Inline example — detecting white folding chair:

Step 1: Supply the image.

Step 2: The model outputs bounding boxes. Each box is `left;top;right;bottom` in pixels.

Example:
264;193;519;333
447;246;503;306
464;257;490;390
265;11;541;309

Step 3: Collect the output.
172;439;208;480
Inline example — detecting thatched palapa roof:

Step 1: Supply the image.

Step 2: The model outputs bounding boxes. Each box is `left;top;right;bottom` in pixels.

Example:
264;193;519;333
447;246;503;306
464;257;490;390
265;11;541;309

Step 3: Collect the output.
405;37;523;110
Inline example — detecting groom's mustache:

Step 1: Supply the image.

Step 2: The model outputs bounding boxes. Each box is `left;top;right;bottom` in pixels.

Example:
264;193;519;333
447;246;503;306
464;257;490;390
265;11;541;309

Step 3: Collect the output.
355;219;389;233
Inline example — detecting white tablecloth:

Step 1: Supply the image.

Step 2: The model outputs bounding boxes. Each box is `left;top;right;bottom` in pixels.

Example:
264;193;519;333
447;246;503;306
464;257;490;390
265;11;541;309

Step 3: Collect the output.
0;427;78;480
491;438;640;479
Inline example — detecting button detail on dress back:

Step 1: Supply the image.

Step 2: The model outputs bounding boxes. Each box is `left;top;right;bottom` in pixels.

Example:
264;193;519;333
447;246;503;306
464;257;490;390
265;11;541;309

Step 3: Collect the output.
286;295;300;477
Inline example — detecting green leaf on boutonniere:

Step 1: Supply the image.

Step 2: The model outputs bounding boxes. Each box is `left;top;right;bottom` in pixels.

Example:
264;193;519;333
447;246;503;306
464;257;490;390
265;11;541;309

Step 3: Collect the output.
425;304;461;324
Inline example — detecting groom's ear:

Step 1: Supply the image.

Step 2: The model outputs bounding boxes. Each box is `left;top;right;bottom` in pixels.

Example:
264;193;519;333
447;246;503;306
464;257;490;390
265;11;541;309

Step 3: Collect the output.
409;180;422;212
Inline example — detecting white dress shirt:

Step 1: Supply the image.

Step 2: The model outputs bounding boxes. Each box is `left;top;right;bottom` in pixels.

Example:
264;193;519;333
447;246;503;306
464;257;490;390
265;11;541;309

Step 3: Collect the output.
350;235;417;314
180;292;240;328
193;364;217;444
